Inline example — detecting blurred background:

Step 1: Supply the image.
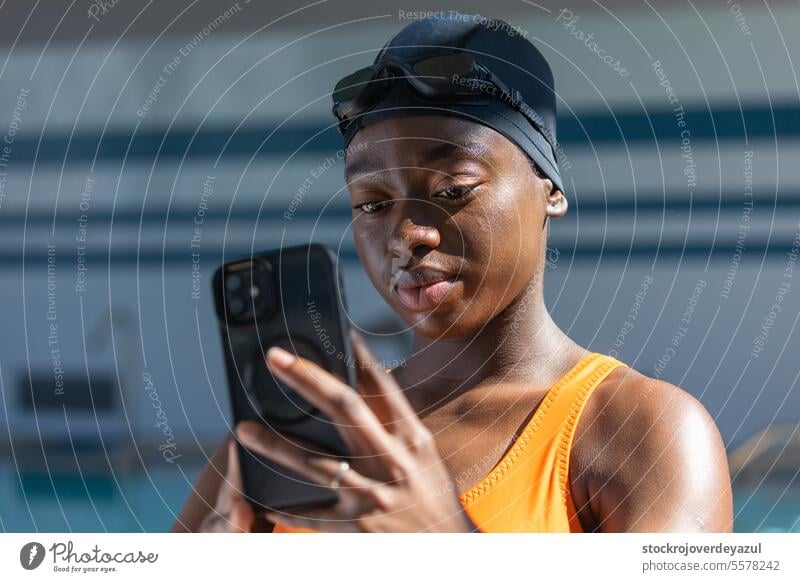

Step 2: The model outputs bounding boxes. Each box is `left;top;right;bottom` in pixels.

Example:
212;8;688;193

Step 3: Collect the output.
0;0;798;532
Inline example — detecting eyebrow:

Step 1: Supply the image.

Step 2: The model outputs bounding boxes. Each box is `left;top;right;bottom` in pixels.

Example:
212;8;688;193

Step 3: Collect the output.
345;140;492;181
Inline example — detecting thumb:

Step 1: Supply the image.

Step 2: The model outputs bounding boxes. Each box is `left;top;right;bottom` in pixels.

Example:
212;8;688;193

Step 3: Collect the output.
224;438;254;532
230;499;255;533
230;497;255;533
226;438;245;493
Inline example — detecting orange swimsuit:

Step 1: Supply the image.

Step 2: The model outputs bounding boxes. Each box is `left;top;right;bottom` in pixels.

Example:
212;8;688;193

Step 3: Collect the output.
272;351;627;533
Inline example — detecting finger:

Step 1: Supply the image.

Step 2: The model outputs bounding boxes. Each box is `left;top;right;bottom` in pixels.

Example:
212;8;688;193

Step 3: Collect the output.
200;499;253;533
306;456;383;491
199;512;228;533
349;328;418;433
229;497;254;533
236;421;325;486
263;508;361;533
226;438;255;531
225;438;245;492
202;506;253;533
236;420;381;491
265;347;394;456
215;439;243;515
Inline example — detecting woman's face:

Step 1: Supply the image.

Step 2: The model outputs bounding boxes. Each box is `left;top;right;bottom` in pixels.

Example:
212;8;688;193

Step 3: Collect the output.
345;115;563;340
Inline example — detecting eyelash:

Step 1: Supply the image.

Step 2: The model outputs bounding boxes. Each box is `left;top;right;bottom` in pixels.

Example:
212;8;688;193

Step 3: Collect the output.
353;184;479;214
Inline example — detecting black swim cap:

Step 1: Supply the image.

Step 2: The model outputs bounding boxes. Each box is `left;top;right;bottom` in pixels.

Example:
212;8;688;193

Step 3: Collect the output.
338;13;564;194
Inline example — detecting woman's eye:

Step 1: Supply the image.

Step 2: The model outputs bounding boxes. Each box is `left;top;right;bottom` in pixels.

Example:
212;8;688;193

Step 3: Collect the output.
354;185;477;213
356;200;393;214
435;184;477;200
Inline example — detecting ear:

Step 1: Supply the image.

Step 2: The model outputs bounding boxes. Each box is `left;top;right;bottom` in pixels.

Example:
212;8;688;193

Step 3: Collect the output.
529;160;568;219
544;182;568;219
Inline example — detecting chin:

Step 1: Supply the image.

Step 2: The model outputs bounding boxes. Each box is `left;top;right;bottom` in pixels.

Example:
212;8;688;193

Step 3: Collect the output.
395;304;481;341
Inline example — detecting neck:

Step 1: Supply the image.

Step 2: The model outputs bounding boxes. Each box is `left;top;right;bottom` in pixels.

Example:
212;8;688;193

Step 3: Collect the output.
397;273;583;398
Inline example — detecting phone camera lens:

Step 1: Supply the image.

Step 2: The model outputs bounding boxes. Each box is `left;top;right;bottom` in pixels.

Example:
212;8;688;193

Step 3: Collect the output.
226;273;242;292
229;297;245;316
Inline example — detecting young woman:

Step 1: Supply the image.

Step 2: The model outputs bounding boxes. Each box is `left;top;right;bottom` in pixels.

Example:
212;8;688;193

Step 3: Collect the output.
171;13;733;533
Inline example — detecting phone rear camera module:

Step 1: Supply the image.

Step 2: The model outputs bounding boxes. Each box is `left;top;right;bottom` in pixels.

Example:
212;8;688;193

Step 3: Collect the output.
224;258;276;325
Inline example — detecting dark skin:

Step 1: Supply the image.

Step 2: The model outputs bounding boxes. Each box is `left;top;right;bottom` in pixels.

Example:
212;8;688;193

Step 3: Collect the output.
171;115;733;533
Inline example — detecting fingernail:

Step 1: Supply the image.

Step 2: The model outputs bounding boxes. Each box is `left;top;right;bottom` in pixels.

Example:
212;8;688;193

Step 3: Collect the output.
267;346;295;369
236;421;261;442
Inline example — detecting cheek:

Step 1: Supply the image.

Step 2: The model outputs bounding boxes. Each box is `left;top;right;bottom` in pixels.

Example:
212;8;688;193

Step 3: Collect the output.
456;186;540;303
352;223;390;289
498;211;540;290
459;184;536;264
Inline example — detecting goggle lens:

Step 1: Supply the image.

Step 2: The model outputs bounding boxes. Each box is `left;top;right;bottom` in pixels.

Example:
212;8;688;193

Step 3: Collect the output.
411;53;475;81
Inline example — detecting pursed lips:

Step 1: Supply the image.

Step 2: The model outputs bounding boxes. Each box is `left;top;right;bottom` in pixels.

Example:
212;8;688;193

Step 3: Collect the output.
391;268;458;312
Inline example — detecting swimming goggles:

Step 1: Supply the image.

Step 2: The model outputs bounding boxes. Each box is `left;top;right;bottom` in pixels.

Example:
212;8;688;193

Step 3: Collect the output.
331;52;557;155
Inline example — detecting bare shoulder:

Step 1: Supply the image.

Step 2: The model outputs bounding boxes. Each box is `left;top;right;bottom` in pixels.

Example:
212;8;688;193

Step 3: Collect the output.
577;364;718;446
570;363;733;532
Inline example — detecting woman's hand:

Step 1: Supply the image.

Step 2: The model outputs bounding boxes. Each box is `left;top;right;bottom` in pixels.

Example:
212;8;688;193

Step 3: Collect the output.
236;329;480;532
196;438;256;532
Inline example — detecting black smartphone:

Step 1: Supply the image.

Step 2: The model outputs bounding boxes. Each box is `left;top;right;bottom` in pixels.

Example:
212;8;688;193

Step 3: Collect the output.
212;243;356;513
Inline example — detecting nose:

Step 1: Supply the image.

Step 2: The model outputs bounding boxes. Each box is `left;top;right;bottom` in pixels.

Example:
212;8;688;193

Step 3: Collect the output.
388;204;441;263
